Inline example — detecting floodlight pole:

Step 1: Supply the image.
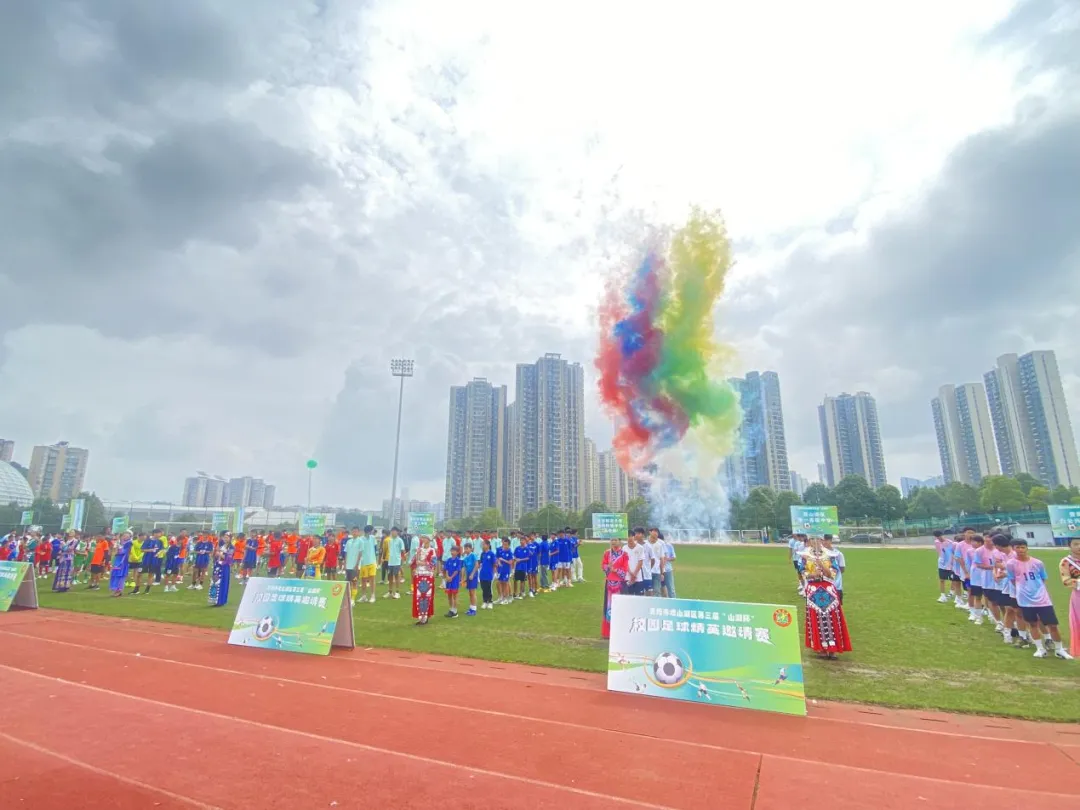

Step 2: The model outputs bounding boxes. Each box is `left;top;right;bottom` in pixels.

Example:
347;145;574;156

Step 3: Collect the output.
388;358;414;529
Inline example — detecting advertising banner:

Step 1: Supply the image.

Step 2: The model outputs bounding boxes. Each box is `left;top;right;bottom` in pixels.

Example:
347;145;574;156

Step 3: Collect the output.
298;513;332;536
0;561;39;611
69;499;87;532
407;512;435;536
111;515;130;534
592;513;629;539
228;577;354;656
1048;504;1080;539
211;511;233;533
789;505;839;538
607;595;805;716
20;511;33;526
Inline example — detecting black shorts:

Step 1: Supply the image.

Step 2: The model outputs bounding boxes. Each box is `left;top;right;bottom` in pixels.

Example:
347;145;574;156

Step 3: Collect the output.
345;569;358;582
514;570;527;582
90;564;104;575
998;593;1018;608
268;567;280;576
323;564;336;575
1020;605;1059;626
141;558;160;574
164;561;180;575
949;572;961;582
969;585;984;597
984;589;1000;605
937;568;952;581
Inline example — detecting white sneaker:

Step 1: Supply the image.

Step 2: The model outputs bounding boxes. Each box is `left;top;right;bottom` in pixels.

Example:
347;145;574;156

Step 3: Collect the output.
937;594;948;603
1055;649;1074;660
383;593;391;599
1003;633;1013;644
973;618;983;626
393;593;400;599
369;596;377;603
1033;647;1047;658
955;601;967;609
528;592;535;598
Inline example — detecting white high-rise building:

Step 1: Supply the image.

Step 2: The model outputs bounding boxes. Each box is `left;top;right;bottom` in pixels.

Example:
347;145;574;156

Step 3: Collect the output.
597;450;641;509
0;439;13;463
28;441;89;502
508;354;585;519
789;470;809;498
723;371;791;496
444;378;508;520
985;351;1079;487
932;383;1000;486
583;437;600;506
818;392;888;489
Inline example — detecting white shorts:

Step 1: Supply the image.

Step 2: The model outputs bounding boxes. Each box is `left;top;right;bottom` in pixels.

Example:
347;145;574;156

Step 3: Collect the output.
559;562;571;570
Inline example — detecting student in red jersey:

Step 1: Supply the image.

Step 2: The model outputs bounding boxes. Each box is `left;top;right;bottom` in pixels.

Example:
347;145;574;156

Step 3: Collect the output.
323;532;340;580
296;535;312;578
268;532;284;577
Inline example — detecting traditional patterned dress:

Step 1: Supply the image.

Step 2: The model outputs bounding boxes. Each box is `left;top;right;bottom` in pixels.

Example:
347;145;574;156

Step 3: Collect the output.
802;550;852;656
601;547;629;639
109;539;132;594
208;547;232;607
51;539;76;592
1060;554;1080;658
412;545;437;624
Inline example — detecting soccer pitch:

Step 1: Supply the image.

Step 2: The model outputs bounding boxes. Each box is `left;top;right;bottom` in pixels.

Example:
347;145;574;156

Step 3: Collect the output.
32;545;1077;721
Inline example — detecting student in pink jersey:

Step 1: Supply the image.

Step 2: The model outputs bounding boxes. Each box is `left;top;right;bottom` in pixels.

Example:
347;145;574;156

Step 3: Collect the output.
934;530;957;603
958;531;980;620
951;528;972;609
991;534;1029;646
1005;539;1073;660
971;534;1002;629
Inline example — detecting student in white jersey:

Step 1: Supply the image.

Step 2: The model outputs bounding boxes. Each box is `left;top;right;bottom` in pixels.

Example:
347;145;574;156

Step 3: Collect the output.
625;529;648;595
644;529;666;596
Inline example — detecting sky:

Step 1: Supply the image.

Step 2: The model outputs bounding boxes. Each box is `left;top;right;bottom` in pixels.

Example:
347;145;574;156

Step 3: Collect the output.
1;0;1078;509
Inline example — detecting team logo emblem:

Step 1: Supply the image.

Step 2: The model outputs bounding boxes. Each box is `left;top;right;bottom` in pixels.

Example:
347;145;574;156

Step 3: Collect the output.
772;609;793;628
331;584;344;597
253;615;278;641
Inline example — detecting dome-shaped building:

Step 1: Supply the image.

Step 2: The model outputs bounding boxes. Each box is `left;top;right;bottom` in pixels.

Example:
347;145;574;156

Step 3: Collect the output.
0;460;35;507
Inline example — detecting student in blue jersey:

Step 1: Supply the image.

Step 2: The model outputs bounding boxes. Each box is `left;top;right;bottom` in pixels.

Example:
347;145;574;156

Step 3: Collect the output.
513;537;531;600
496;537;514;605
443;544;463;618
357;525;379;604
526;534;540;596
462;542;479;616
570;529;585;583
537;534;551;592
478;539;496;610
558;529;573;588
384;528;406;600
132;530;165;595
440;532;457;588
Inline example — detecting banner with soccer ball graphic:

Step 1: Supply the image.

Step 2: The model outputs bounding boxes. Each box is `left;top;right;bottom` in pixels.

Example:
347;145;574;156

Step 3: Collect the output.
228;578;354;656
606;595;806;716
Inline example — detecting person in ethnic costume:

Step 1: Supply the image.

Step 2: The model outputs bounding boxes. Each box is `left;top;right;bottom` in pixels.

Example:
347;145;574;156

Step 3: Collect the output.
411;535;437;626
208;540;232;607
51;535;76;592
1060;537;1080;658
600;537;629;639
801;537;852;659
109;532;134;597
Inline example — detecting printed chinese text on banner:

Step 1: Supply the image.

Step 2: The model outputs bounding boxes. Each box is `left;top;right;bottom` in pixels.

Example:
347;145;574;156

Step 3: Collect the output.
211;511;233;532
228;577;354;656
298;513;330;536
1049;505;1080;540
111;515;130;534
592;513;629;539
789;505;839;538
20;511;33;526
69;498;86;532
607;595;805;716
407;512;435;536
0;562;39;612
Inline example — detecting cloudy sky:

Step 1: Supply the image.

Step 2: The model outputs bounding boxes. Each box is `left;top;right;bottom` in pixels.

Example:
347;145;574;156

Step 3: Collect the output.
1;0;1077;509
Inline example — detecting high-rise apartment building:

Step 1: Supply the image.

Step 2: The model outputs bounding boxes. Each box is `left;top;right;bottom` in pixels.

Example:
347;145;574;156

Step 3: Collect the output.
899;475;945;498
182;472;271;508
0;439;13;463
932;383;1000;486
507;354;585;519
789;470;809;498
28;441;89;502
444;378;508;520
819;392;888;489
723;371;791;497
583;438;600;506
262;484;276;509
985;351;1078;487
597;450;641;509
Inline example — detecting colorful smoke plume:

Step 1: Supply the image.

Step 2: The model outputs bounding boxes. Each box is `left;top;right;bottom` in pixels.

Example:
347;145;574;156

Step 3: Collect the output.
596;210;741;531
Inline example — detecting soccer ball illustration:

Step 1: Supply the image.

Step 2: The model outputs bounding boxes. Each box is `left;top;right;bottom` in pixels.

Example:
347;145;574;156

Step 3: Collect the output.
253;615;277;641
652;652;686;686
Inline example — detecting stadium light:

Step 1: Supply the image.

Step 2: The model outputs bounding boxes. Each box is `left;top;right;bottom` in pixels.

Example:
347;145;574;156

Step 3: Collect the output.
388;358;415;530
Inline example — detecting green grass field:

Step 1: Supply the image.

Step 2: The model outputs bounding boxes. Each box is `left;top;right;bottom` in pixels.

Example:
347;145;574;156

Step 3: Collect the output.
30;546;1078;721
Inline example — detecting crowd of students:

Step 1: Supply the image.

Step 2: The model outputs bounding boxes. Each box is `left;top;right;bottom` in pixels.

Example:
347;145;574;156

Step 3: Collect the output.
934;527;1078;660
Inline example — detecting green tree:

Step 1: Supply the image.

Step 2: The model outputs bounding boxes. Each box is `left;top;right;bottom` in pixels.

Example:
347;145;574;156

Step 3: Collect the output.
472;508;503;532
1026;486;1051;510
1050;485;1079;504
772;490;802;534
876;484;905;521
742;487;776;531
728;495;745;530
519;503;567;533
833;475;879;521
979;476;1026;512
802;483;835;506
625;497;651;530
1014;472;1040;496
30;497;63;529
942;481;980;514
908;488;948;519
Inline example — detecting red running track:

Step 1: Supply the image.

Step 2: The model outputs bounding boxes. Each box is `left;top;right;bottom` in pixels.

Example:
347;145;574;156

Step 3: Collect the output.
0;610;1077;809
